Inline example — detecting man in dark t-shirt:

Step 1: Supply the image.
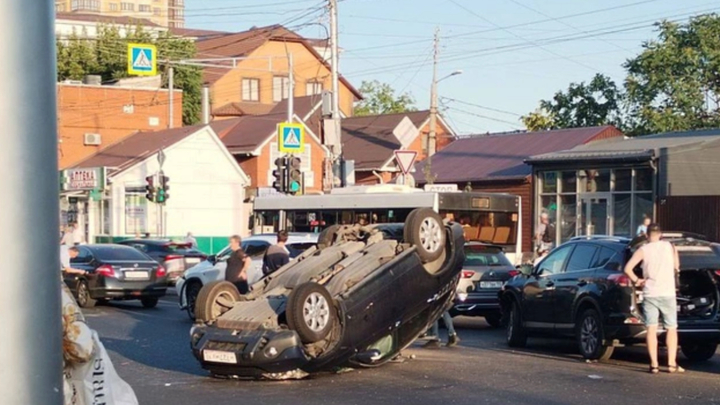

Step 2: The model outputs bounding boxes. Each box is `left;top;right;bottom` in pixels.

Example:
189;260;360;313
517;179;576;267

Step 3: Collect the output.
262;230;290;276
225;235;252;294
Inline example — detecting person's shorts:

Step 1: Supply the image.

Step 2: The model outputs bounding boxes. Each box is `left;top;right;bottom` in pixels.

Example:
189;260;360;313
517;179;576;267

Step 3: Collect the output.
643;296;677;328
233;280;249;295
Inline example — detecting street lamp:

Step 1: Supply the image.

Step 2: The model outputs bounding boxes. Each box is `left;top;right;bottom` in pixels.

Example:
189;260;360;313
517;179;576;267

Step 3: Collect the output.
424;68;463;184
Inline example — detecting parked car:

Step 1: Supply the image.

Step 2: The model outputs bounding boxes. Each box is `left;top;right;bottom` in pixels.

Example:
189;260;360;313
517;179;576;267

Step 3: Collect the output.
62;244;168;308
118;239;207;284
176;233;318;320
189;208;464;378
451;242;518;327
500;235;720;362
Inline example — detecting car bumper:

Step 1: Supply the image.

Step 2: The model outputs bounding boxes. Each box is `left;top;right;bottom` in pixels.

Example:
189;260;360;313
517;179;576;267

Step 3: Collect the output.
605;314;720;343
191;326;310;376
452;290;501;316
176;276;187;309
91;285;167;299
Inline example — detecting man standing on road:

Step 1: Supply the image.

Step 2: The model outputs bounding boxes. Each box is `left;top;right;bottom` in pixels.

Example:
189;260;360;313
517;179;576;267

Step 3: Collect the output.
225;235;252;294
624;223;684;374
185;232;198;249
423;312;460;348
61;246;89;276
262;230;290;276
535;212;554;253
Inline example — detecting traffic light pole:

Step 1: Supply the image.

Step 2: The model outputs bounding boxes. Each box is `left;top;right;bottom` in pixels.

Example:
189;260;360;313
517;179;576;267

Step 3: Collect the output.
0;0;63;404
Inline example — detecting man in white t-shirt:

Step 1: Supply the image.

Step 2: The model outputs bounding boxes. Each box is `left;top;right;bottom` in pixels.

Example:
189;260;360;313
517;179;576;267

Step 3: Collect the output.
624;223;683;374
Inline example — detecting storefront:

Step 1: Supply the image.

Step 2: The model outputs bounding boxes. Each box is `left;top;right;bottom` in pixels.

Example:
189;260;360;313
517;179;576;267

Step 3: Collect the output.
59;166;108;244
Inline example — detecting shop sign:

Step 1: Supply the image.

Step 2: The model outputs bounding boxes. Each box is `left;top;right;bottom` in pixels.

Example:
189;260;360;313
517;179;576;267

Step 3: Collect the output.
61;167;105;191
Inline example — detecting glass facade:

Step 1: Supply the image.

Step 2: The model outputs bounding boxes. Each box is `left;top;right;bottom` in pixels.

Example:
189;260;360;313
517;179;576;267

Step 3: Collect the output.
537;166;654;246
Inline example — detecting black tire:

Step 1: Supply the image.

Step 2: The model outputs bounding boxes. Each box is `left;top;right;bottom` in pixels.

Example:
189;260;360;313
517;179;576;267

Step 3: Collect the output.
286;282;336;344
317;225;341;249
76;280;96;308
506;301;527;348
140;297;159;308
195;281;241;323
403;208;446;263
485;313;503;328
681;342;718;362
576;309;614;361
185;281;203;320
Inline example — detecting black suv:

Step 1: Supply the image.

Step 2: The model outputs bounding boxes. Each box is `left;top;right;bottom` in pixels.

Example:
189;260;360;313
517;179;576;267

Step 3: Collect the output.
500;235;720;362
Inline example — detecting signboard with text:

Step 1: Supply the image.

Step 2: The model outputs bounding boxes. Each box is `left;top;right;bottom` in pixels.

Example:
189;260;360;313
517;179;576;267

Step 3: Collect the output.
424;184;459;193
61;167;105;191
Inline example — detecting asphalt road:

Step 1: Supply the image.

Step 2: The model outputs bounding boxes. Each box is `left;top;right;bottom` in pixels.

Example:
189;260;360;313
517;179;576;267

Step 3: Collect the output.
84;293;720;405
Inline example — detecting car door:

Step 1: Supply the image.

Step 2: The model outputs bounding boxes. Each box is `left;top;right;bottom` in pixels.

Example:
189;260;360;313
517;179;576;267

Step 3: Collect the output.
64;246;97;293
552;243;599;333
242;241;271;284
522;244;574;331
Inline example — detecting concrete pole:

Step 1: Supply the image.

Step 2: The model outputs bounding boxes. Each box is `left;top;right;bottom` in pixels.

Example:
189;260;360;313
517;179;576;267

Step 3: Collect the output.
168;65;174;128
424;28;440;185
0;0;63;404
201;85;210;124
288;53;294;123
329;0;343;186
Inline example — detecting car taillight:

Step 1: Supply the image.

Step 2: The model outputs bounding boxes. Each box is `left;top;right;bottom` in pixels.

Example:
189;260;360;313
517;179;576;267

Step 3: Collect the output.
164;255;183;261
97;265;116;278
462;270;475;278
508;270;520;277
156;265;167;277
608;273;632;287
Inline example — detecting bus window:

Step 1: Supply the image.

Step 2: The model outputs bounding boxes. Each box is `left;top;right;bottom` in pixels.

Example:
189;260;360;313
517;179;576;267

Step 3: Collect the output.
441;210;517;246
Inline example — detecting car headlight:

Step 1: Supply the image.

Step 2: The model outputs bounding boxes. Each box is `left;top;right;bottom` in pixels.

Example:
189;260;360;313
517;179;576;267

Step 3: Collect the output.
190;325;204;346
457;292;468;302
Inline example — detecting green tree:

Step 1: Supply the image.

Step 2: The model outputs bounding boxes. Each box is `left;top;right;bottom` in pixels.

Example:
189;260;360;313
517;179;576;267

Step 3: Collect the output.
624;14;720;134
56;26;202;125
520;108;555;131
354;80;417;116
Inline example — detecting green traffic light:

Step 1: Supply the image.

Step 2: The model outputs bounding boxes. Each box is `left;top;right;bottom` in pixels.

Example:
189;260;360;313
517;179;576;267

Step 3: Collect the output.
289;181;300;193
156;188;166;203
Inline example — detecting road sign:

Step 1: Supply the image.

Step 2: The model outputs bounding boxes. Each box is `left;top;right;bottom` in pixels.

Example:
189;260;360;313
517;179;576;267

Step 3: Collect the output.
127;43;157;76
393;150;418;175
278;122;305;153
424;184;458;192
157;149;166;167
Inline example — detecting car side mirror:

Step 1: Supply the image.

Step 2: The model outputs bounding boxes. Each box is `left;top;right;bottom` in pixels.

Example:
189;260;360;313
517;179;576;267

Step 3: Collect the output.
355;349;382;365
207;255;217;264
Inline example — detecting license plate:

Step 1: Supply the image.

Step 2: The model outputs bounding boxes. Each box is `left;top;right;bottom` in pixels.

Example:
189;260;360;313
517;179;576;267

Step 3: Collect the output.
203;350;237;364
479;281;503;289
124;271;149;280
186;258;201;264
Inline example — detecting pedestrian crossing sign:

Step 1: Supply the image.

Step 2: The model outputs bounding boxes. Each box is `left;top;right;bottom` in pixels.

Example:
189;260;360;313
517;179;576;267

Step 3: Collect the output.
127;43;157;76
278;122;305;153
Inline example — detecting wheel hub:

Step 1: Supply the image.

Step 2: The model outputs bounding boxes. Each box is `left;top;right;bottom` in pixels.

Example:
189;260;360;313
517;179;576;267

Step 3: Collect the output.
419;217;442;253
581;317;598;353
303;292;330;332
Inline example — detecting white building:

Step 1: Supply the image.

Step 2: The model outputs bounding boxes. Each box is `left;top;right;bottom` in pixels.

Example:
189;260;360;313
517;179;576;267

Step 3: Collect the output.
55;12;167;40
61;123;250;253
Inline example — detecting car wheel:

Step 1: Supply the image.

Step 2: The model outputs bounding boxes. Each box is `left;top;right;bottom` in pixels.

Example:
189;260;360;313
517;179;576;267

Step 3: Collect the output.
185;281;203;320
140;297;159;309
506;301;527;348
286;282;336;344
76;281;96;308
195;281;241;323
485;313;503;328
681;342;718;362
317;225;341;249
404;208;446;263
576;309;614;361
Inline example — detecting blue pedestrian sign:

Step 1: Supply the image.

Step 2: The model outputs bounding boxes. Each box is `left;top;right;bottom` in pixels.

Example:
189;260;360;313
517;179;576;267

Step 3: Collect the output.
278;122;305;153
127;43;157;76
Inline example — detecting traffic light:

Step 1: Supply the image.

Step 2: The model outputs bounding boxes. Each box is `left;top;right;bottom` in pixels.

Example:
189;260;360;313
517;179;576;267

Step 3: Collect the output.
272;157;288;193
157;172;170;203
145;175;155;201
288;156;302;194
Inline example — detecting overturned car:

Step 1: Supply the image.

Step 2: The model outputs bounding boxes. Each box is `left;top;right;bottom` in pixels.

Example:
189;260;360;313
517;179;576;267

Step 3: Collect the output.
189;208;465;378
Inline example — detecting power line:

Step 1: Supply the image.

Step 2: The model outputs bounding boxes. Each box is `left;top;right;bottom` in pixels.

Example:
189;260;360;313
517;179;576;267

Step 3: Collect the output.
441;97;522;117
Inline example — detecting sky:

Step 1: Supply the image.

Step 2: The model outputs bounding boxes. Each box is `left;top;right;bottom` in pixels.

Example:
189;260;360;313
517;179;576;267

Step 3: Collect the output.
183;0;720;134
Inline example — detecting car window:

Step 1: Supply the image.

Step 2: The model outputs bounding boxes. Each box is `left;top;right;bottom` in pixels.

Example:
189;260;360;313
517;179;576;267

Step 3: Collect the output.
537;244;573;275
92;246;152;261
592;247;616;268
565;244;598;272
217;246;232;261
287;242;316;258
71;246;94;263
463;245;512;267
244;242;270;258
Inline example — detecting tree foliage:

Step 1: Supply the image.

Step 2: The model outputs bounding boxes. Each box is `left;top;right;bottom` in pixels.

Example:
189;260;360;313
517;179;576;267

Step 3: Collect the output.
56;26;202;125
523;13;720;135
354;80;417;116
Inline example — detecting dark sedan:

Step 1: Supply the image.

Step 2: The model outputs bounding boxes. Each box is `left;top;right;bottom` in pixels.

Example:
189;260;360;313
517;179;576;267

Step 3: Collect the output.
450;242;518;327
62;244;169;308
118;239;207;284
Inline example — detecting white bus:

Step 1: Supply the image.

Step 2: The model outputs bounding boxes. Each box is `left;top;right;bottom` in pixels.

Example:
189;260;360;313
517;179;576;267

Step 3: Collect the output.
251;185;523;265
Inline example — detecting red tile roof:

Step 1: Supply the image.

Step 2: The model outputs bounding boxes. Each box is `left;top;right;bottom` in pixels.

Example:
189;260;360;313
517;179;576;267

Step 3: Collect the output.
413;125;624;183
213;102;276;117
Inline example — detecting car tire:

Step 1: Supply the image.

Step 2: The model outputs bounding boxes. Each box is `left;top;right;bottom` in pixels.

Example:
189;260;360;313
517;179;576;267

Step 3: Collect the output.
76;280;96;308
195;281;241;323
404;208;446;263
485;313;503;328
286;282;336;344
140;297;159;309
506;301;527;348
185;281;203;321
576;309;614;361
681;342;718;362
317;225;341;249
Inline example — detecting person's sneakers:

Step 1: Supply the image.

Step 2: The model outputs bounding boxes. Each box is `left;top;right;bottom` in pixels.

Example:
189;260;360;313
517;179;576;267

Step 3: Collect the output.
446;334;460;347
423;339;441;349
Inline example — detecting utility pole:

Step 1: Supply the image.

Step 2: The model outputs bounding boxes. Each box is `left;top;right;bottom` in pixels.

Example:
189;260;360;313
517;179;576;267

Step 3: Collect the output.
424;27;440;185
329;0;343;187
288;52;294;123
168;65;174;128
201;85;210;124
1;0;63;403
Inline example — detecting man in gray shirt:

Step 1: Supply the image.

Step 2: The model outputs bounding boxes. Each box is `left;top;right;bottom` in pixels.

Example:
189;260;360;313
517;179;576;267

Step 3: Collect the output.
262;230;290;276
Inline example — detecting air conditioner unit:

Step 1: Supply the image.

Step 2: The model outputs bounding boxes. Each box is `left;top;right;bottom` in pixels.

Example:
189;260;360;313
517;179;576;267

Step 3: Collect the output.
84;133;102;146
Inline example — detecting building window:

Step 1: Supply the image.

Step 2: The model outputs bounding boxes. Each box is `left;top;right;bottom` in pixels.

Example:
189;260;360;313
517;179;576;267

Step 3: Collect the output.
108;2;118;11
56;3;66;12
71;0;100;11
306;81;323;96
121;2;135;11
242;78;260;102
124;186;148;235
273;76;290;102
139;4;152;12
153;7;161;15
